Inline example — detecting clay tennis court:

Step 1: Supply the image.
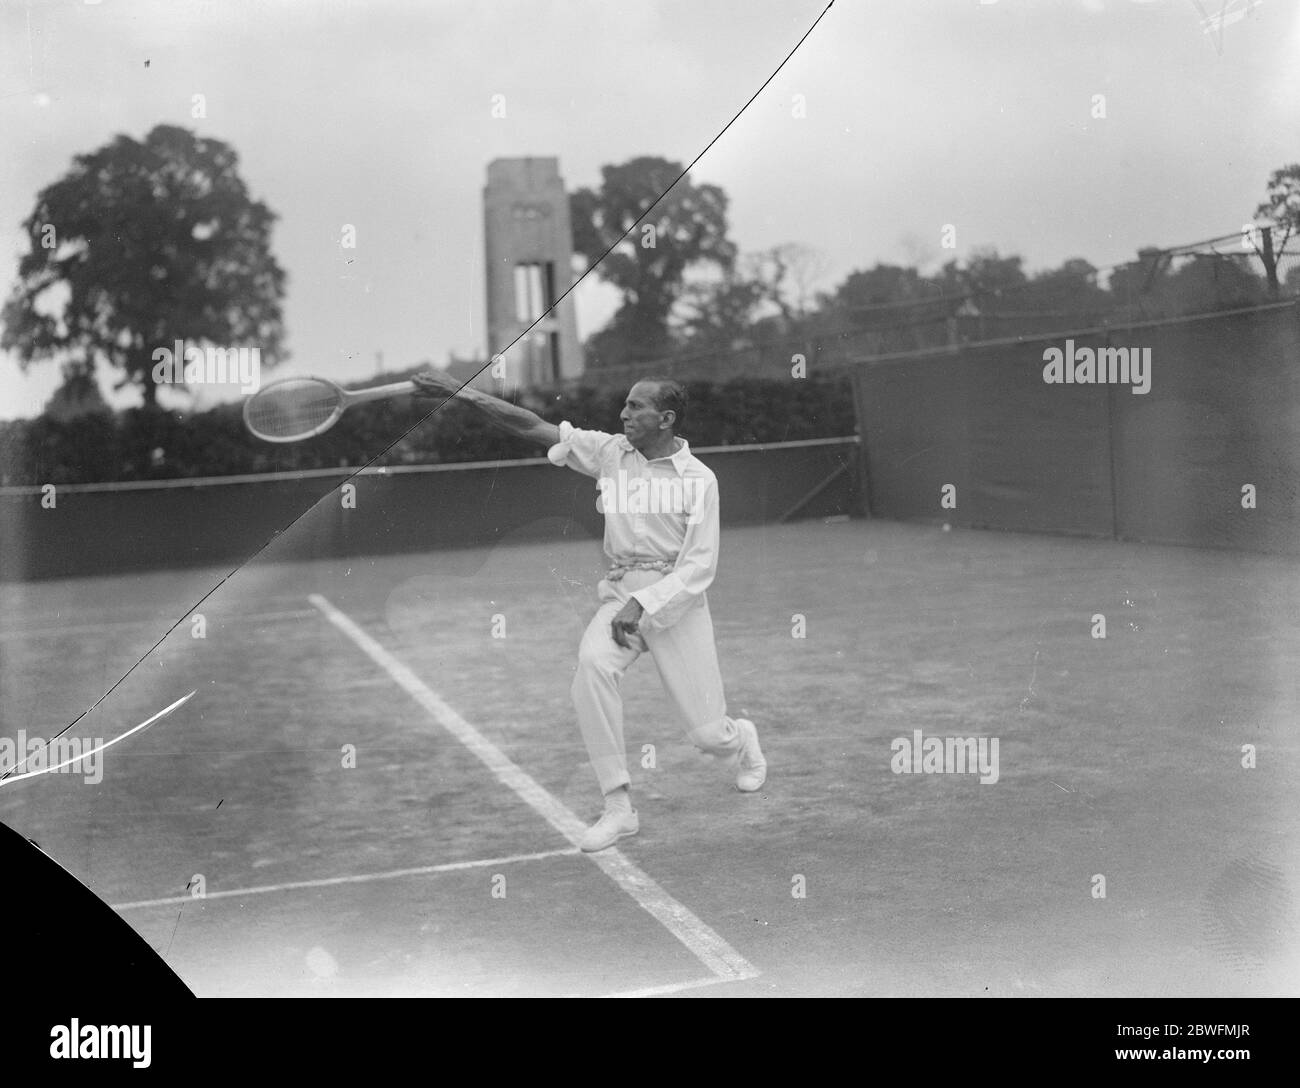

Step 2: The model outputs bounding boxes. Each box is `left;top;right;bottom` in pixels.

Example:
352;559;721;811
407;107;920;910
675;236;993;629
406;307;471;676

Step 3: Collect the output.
2;517;1296;996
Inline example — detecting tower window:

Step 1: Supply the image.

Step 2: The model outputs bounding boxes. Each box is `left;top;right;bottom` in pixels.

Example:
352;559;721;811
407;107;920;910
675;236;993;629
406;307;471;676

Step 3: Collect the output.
514;263;548;322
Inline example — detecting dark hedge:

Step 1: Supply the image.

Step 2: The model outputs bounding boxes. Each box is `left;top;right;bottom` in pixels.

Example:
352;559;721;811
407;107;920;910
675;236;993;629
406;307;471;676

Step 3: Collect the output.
0;374;857;487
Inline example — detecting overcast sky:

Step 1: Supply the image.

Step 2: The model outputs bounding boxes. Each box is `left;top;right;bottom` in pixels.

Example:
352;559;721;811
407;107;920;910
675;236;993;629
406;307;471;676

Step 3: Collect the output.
1;0;1296;417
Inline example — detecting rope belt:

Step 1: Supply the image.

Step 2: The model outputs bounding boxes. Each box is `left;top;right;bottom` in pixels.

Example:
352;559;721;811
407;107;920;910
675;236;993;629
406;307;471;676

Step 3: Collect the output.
606;558;675;582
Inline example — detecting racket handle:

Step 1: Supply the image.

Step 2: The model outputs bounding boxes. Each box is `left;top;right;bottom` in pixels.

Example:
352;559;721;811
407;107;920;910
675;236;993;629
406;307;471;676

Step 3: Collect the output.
343;380;417;405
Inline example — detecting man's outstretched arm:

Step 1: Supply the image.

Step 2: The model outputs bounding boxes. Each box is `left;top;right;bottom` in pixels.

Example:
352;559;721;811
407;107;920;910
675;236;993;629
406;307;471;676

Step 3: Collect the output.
411;370;559;448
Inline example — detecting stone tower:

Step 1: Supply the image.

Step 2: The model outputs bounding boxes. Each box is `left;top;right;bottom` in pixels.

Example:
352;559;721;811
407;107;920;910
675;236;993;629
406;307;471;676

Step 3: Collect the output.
482;157;583;389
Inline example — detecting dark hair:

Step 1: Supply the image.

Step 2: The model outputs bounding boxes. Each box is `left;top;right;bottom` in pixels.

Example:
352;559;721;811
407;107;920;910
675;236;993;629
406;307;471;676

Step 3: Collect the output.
640;376;687;432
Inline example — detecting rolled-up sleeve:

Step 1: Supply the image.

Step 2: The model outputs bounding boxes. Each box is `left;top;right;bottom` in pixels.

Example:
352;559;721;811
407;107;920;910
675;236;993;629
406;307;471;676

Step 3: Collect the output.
547;421;615;479
630;473;719;629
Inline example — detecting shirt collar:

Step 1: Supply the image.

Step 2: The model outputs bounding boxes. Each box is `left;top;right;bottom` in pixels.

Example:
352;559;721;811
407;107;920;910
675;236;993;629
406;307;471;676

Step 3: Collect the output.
617;434;691;476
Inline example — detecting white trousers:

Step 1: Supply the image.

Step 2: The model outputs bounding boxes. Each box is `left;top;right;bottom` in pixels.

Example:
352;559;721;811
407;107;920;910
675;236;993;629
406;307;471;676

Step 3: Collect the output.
571;569;744;795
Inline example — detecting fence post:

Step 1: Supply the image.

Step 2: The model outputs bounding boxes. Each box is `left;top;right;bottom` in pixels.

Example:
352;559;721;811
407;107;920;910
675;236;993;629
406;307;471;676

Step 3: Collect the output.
1105;328;1121;542
848;367;872;518
1260;226;1280;298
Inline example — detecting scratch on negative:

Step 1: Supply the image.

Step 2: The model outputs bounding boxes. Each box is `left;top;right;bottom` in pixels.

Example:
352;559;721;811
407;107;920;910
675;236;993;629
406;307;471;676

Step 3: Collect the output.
1019;649;1040;712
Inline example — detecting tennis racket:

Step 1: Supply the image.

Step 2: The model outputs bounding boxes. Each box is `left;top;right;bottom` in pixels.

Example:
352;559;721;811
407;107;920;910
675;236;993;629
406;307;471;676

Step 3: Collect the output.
243;376;417;443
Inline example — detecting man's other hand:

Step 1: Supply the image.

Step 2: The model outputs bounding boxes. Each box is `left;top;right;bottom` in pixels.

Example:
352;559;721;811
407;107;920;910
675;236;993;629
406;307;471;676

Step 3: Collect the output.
610;598;645;649
412;370;463;400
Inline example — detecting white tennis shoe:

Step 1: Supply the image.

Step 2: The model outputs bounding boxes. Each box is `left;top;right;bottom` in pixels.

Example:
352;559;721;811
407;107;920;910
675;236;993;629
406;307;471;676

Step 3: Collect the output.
735;718;767;792
578;807;639;853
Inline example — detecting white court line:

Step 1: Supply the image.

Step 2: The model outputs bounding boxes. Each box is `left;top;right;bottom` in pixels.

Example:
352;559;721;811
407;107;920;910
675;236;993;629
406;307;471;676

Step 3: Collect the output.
0;609;318;641
112;846;579;911
602;975;747;999
308;593;759;987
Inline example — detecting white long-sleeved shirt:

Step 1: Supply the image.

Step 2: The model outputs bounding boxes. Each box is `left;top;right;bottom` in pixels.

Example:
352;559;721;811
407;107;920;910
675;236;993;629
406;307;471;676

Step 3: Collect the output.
548;421;720;629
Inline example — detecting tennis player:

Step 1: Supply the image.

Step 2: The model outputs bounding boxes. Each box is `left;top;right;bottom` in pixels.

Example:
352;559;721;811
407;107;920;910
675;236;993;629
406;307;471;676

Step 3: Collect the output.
412;371;767;852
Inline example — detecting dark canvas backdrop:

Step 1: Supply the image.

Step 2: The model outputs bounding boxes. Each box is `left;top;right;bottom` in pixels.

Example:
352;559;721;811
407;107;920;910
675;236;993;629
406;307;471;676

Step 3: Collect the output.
853;301;1299;555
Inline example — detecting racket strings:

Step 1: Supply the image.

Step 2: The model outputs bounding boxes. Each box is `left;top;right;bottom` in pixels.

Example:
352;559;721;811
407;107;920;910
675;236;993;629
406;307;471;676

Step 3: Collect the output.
245;379;342;440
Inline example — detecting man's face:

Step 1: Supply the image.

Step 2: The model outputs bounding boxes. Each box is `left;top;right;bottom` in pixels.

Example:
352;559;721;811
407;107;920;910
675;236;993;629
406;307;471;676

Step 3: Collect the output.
620;381;670;450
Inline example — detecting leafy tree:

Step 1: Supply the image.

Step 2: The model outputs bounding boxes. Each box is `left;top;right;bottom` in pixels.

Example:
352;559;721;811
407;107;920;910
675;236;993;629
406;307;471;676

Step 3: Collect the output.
1018;258;1111;315
1108;244;1267;318
746;243;829;323
822;263;937;314
813;263;950;351
1154;254;1267;314
932;248;1028;305
1105;246;1167;314
571;156;735;366
43;368;111;422
1253;163;1300;295
674;265;770;351
1;124;286;408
